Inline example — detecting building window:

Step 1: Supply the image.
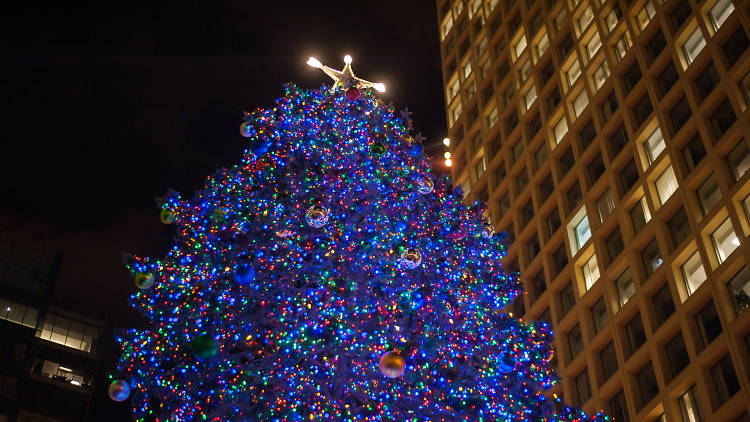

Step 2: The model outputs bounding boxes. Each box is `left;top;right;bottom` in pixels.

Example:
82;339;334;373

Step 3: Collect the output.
600;341;618;381
605;6;621;33
553;117;568;145
694;177;720;218
683;28;707;67
655;164;678;205
568;323;584;361
576;368;592;404
712;218;739;264
537;32;550;57
574;214;592;251
610;390;630;422
555;8;568;32
644;127;665;165
637;1;656;31
524;85;537;110
560;282;576;318
620;159;639;192
653;284;675;326
441;14;454;40
514;34;528;59
451;102;463;125
727;140;750;182
567;181;583;212
476;157;487;179
665;332;690;380
546;208;562;237
448;79;460;102
637;362;659;408
0;297;39;329
37;313;102;353
617;268;634;308
668;208;692;248
487;107;499;128
573;90;589;118
712;354;740;406
684;134;706;171
477;36;488;57
587;31;602;59
592;296;609;333
709;0;734;31
642;239;663;277
567;59;582;87
464;61;473;80
696;301;723;348
614;33;631;62
630;197;651;233
520;59;532;82
728;266;750;315
679;386;702;422
682;252;707;296
626;313;647;355
710;100;737;141
582;254;600;291
606;228;624;262
598;189;614;222
593;60;610;90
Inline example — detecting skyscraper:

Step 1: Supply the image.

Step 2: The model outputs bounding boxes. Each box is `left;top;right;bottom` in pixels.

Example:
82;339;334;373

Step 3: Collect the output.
437;0;749;420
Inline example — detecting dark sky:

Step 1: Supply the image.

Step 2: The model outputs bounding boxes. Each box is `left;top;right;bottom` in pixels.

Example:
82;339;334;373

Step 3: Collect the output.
0;1;445;418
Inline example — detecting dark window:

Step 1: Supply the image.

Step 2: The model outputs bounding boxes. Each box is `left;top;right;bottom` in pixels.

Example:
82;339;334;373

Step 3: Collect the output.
540;307;552;325
535;144;549;170
601;91;619;121
606;228;624;262
576;368;592;404
560;282;576;318
447;59;457;75
633;95;653;129
669;96;691;133
508;258;519;276
637;363;659;408
546;208;562;237
528;113;542;139
540;176;555;200
506;110;519;133
610;124;628;156
541;60;555;86
560;33;574;56
521;201;534;228
579;119;596;151
626;313;647;355
727;140;750;182
498;60;510;81
600;341;618;382
620;159;639;193
668;208;692;248
657;61;678;97
642;238;663;277
588;153;606;186
499;194;511;219
531;271;547;302
554;245;569;274
709;100;737;141
502;223;515;243
665;332;690;381
695;63;720;98
547;85;562;112
566;181;582;212
623;63;643;91
670;1;692;30
504;85;515;105
527;234;540;262
560;148;575;177
482;85;494;103
698;175;721;216
683;134;706;171
646;30;666;62
723;27;749;67
630;199;649;233
568;323;584;361
728;266;750;315
653;284;675;326
712;354;740;407
609;390;630;422
696;301;723;348
515;169;529;194
512;295;526;318
592;296;609;334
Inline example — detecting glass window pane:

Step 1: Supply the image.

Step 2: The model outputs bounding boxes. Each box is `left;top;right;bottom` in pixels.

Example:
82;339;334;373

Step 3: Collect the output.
66;321;84;350
579;7;594;32
554;118;568;144
712;218;739;263
22;307;38;329
567;60;582;87
574;90;589;117
710;0;734;31
575;215;592;249
697;175;721;215
594;61;610;90
583;254;600;290
50;315;70;346
525;85;537;109
727;140;750;181
515;35;528;58
728;266;750;315
645;127;665;164
587;31;602;59
537;33;550;56
684;28;706;65
679;386;702;422
656;165;678;204
598;189;614;223
617;268;634;307
683;252;707;296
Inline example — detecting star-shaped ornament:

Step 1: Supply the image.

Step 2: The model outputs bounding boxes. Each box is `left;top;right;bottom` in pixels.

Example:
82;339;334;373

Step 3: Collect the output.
307;55;385;93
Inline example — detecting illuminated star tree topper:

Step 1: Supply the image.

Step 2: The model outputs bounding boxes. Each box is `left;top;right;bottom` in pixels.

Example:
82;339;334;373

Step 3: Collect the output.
307;54;386;92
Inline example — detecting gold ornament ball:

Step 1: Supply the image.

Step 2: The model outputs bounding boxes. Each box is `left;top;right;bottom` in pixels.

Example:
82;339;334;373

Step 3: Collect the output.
134;272;154;289
160;208;176;224
379;351;405;378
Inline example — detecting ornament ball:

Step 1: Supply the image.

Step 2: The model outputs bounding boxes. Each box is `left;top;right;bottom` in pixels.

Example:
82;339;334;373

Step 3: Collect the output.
345;86;360;101
379;351;405;378
108;379;131;401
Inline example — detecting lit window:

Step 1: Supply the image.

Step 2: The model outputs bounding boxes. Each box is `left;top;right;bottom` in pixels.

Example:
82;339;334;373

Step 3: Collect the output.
537;33;550;57
448;79;460;102
656;165;678;205
616;268;634;307
582;254;600;290
567;59;582;87
466;81;477;98
0;297;39;329
555;9;568;32
578;7;594;33
712;218;739;264
481;60;491;79
727;141;750;182
573;90;589;117
697;175;721;216
487;107;499;127
682;251;707;296
587;31;602;60
598;189;614;223
469;0;482;18
575;215;592;250
515;34;528;59
679;386;702;422
520;59;532;82
683;28;706;67
644;127;665;165
605;8;620;32
554;118;568;144
709;0;734;31
442;14;454;40
477;36;488;56
728;266;750;315
593;61;610;90
637;1;656;31
525;86;537;110
614;33;631;62
489;0;500;12
463;61;473;79
452;102;463;124
37;313;102;353
454;1;464;16
476;156;487;178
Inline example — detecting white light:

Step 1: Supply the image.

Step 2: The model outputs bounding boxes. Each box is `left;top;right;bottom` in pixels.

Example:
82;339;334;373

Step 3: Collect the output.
70;380;81;386
344;55;352;64
444;151;451;159
307;57;322;68
732;236;740;246
6;306;9;312
443;137;450;146
373;83;386;92
59;366;72;372
445;158;453;167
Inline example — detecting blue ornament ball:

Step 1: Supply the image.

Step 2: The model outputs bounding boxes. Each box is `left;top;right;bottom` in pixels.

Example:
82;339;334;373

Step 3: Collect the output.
108;379;131;402
234;263;255;284
251;140;270;155
498;354;516;373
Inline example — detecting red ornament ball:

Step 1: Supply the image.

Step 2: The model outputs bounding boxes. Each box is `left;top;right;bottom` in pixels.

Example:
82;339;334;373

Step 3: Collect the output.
345;87;360;101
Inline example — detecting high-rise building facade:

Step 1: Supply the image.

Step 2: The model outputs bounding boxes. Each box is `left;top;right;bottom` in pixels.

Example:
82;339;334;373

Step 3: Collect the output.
437;0;750;420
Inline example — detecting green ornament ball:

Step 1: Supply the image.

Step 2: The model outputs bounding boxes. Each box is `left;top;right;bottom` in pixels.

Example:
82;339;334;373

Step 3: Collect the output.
370;142;386;156
191;334;218;360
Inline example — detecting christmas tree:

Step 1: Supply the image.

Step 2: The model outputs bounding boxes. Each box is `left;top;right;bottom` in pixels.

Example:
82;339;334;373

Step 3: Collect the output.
112;57;609;421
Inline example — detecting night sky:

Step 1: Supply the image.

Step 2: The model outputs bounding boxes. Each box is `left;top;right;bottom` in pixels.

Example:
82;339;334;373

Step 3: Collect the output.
0;1;445;419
